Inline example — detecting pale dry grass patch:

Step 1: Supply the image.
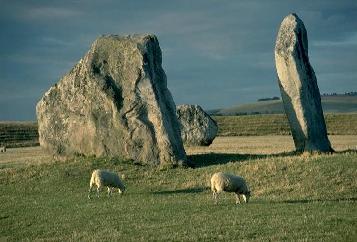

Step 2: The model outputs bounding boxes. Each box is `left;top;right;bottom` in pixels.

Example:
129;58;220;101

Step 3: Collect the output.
328;135;357;151
186;135;357;156
0;146;52;168
186;136;295;155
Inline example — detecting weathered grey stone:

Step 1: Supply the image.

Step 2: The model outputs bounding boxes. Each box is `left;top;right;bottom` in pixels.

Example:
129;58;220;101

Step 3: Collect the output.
36;34;187;166
275;13;333;152
176;104;218;146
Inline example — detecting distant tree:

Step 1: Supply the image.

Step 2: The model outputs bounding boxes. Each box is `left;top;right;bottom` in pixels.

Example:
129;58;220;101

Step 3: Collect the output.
345;91;357;96
257;96;281;102
321;91;356;97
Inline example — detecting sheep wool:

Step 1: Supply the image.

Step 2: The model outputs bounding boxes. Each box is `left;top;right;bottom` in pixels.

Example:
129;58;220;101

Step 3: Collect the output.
88;169;126;199
210;172;251;204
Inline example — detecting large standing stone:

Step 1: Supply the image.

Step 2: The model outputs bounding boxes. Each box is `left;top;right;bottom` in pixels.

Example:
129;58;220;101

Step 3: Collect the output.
176;104;218;146
36;34;187;166
275;14;333;152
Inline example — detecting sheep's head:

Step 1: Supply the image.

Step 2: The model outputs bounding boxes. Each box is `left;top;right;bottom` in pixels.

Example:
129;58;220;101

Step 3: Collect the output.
118;185;126;195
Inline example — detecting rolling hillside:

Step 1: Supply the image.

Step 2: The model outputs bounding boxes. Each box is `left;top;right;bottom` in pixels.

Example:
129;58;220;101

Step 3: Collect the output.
213;95;357;115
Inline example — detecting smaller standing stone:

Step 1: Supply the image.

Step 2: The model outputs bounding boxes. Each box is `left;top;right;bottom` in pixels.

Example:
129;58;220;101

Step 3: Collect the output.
177;104;218;146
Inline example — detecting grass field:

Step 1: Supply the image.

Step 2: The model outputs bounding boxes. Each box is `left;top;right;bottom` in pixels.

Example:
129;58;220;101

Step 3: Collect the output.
214;113;357;136
1;137;356;241
0;121;39;148
1;113;357;148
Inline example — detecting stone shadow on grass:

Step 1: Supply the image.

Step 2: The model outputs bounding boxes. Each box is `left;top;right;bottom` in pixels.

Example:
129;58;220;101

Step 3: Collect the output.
188;151;297;168
152;187;207;195
335;149;357;154
278;197;357;204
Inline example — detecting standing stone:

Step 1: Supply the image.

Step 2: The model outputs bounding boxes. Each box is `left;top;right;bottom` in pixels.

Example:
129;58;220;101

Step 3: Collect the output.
36;34;187;166
275;13;333;152
176;104;218;146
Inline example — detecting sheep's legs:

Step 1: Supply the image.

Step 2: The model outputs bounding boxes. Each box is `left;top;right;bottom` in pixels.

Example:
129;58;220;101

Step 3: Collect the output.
107;187;112;197
213;191;218;204
96;186;101;198
235;193;241;204
88;185;93;199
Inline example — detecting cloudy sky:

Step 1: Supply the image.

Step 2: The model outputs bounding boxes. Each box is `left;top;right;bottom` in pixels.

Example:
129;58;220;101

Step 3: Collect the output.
0;0;356;120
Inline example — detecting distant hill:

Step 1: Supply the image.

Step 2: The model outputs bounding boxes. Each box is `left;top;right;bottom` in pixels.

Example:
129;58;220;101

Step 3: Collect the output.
210;95;357;116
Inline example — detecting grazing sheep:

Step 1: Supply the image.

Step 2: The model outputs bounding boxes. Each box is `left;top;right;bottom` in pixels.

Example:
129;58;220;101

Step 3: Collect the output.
88;169;126;199
0;146;6;153
210;172;251;204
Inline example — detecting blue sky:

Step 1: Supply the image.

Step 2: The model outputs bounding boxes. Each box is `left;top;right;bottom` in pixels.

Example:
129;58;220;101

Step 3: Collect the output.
0;0;356;120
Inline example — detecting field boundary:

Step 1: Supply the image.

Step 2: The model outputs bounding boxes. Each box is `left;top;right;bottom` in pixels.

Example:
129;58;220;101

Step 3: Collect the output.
0;113;356;147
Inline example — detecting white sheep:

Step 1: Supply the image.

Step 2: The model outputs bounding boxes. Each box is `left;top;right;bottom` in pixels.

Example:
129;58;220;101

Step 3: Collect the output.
210;172;251;204
0;146;6;153
88;169;126;199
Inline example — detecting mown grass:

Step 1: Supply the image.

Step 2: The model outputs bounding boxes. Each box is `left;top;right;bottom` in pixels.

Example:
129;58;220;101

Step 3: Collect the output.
214;113;357;136
1;151;356;241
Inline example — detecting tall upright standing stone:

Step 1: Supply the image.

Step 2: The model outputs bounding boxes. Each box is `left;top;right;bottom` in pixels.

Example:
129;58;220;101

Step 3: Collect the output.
274;13;333;152
36;34;187;166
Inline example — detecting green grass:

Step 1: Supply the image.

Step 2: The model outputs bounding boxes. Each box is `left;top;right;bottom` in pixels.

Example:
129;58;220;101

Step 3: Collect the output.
1;152;356;241
214;113;357;136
